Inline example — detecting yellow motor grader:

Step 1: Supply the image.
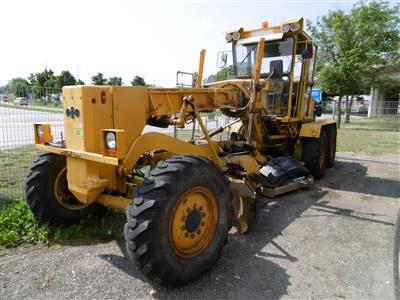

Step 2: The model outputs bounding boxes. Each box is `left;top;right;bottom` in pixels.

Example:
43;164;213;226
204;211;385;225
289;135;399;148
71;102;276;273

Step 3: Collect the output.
26;18;336;286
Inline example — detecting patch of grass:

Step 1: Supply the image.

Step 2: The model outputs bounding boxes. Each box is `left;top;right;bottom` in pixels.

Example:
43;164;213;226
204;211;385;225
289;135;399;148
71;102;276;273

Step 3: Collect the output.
0;145;40;202
0;200;124;248
342;116;400;131
337;128;400;154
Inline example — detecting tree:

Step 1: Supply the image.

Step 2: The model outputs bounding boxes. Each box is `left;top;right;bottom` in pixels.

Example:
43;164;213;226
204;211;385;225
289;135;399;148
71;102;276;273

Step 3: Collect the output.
91;73;107;85
108;76;123;86
28;69;58;100
308;0;399;126
7;78;31;97
76;79;85;85
131;76;146;86
205;65;234;83
56;70;76;88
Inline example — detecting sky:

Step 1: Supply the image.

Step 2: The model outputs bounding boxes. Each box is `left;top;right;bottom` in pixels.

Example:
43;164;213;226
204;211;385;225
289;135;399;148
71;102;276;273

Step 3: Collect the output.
0;0;365;87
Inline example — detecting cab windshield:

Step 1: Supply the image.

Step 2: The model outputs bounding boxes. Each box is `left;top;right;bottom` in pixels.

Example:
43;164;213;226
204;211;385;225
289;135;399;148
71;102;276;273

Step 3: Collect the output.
233;38;294;77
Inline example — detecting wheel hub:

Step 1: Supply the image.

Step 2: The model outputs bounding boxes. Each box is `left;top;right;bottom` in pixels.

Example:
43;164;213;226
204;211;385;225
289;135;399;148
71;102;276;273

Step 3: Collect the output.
169;186;218;258
185;209;202;233
54;167;89;210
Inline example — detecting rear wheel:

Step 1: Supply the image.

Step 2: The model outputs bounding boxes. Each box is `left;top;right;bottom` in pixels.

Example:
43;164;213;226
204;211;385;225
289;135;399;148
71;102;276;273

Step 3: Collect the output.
326;126;337;168
302;131;327;180
124;155;232;286
25;153;106;226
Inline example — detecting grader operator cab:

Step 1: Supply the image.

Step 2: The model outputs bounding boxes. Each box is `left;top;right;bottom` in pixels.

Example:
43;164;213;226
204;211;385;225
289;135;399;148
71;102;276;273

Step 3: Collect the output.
26;18;336;286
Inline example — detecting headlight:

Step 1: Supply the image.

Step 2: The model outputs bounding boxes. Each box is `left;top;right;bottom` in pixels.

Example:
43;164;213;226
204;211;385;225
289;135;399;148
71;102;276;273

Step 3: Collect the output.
37;125;44;139
232;31;241;41
289;22;301;32
105;132;116;150
281;24;290;33
225;33;233;42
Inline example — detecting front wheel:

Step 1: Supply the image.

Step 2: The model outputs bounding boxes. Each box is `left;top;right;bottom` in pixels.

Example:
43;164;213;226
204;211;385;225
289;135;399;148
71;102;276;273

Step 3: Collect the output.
25;153;106;226
124;155;232;286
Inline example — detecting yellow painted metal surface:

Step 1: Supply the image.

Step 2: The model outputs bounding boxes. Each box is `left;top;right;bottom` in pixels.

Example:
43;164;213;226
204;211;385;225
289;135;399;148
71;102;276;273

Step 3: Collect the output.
169;186;218;258
98;194;132;209
120;132;213;175
299;119;336;138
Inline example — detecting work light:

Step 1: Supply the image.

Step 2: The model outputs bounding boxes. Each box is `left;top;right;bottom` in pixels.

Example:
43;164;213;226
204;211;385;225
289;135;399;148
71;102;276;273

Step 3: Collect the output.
281;24;290;33
37;125;44;140
232;31;241;41
105;132;116;150
289;22;301;32
225;33;233;42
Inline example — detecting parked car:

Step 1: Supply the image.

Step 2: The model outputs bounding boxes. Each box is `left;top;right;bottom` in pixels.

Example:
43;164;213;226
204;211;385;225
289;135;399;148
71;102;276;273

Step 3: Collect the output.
358;105;369;115
14;97;28;106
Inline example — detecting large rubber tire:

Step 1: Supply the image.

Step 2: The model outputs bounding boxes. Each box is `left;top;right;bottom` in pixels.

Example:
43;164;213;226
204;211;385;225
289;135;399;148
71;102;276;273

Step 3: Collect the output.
124;155;232;286
326;126;337;168
25;153;107;226
302;131;327;180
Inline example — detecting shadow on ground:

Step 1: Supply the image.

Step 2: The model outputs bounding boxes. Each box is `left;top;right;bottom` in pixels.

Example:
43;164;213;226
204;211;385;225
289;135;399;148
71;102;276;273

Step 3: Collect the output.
318;160;400;198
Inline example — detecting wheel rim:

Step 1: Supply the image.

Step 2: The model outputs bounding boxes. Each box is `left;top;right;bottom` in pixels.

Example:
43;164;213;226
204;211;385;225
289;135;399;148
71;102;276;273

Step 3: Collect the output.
54;167;89;210
169;186;218;258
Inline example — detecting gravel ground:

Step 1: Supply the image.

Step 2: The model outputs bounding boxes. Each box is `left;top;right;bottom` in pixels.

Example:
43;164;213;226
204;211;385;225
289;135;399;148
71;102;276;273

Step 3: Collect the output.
1;152;399;299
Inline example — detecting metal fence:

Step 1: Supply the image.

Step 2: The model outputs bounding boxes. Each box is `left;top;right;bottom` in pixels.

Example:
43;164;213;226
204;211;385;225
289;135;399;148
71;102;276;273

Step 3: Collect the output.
0;87;64;200
321;100;400;131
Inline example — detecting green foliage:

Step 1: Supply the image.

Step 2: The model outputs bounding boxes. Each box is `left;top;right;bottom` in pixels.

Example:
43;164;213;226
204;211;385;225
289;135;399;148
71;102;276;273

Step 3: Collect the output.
29;68;57;89
205;65;234;83
0;201;48;247
308;0;400;96
108;76;123;86
6;78;31;97
56;70;76;88
76;79;85;85
131;75;146;86
91;72;108;85
0;201;124;248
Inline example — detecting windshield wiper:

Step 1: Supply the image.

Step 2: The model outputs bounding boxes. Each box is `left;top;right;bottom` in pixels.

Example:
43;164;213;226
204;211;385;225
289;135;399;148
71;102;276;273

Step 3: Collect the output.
239;46;256;67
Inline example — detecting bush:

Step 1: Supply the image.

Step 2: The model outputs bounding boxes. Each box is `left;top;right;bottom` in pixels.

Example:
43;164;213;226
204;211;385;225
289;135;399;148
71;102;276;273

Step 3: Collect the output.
0;201;48;247
0;201;124;248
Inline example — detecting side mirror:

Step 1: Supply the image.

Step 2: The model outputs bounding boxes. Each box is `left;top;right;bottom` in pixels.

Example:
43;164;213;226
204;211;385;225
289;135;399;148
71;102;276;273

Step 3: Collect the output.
301;43;314;59
270;60;283;79
217;51;228;68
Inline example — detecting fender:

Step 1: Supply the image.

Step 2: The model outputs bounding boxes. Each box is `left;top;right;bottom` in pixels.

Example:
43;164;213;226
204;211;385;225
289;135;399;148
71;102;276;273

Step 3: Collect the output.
299;119;336;138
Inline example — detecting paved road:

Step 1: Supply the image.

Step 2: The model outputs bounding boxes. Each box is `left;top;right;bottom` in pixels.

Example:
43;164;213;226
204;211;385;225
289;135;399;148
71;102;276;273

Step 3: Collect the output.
0;106;227;150
0;106;64;150
1;153;399;299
